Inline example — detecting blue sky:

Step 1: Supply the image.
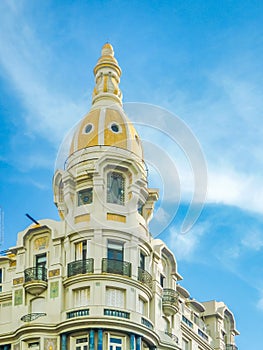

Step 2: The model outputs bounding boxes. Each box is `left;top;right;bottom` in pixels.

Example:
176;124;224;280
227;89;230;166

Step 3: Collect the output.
0;0;263;348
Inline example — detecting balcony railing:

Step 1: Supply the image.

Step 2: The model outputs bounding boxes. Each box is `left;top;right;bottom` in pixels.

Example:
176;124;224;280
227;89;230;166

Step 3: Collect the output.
141;317;154;329
162;288;179;316
67;309;89;319
162;288;179;304
198;329;208;341
24;266;47;282
104;309;130;319
165;332;179;344
21;313;46;322
102;258;131;277
138;267;153;288
226;345;238;350
67;258;94;277
182;315;193;328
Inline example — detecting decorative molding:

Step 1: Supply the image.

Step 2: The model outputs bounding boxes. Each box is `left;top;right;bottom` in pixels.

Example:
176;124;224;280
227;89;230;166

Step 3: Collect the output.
44;337;57;350
75;214;90;224
50;281;59;299
14;289;23;306
107;213;126;223
48;269;60;278
13;277;24;285
34;236;49;251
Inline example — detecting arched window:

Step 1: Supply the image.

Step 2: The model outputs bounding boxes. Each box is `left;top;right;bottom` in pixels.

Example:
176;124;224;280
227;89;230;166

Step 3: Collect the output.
58;180;64;202
107;172;125;205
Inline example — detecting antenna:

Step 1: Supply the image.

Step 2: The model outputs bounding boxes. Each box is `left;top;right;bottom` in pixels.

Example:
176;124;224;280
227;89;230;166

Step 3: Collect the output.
25;213;40;225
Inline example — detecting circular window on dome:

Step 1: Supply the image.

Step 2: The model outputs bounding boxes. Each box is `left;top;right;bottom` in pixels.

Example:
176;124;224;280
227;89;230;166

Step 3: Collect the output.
84;123;94;134
110;122;122;133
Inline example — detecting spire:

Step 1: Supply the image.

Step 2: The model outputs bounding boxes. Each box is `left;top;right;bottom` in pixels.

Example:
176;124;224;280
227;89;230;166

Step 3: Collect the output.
92;43;122;107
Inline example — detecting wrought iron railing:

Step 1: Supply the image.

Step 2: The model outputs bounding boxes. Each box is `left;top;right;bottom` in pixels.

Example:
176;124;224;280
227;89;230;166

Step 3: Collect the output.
67;258;94;277
182;315;193;328
226;345;238;350
138;267;153;288
21;313;46;322
165;331;179;344
162;288;179;304
141;317;154;329
102;258;131;277
198;329;209;341
104;309;130;319
67;309;89;319
24;267;47;282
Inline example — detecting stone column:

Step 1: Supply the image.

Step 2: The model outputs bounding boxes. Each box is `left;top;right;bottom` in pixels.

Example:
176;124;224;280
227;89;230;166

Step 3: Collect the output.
61;333;67;350
89;330;95;350
130;334;135;350
136;336;141;350
98;329;103;350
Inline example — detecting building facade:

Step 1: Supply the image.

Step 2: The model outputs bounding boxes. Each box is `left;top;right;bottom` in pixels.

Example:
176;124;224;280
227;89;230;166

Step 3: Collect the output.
0;44;239;350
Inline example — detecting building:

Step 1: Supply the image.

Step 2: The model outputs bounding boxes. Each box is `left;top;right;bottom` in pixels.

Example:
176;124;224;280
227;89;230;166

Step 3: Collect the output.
0;44;239;350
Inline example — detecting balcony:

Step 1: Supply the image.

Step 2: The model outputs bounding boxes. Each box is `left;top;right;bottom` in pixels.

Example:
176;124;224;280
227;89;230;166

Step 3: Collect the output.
67;309;89;319
104;309;130;319
21;313;46;322
182;315;193;328
24;267;47;295
226;345;238;350
165;332;179;344
141;317;154;329
138;267;153;289
102;258;131;277
67;258;94;277
162;288;179;316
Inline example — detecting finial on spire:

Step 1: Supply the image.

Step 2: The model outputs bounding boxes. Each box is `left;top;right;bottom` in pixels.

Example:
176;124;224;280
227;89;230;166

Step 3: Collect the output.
92;43;122;107
101;43;114;56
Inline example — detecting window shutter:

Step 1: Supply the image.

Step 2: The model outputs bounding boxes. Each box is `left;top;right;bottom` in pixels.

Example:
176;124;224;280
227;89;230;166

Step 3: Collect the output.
106;288;124;308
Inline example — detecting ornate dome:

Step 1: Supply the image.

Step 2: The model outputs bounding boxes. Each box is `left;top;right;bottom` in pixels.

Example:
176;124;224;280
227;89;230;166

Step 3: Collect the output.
69;44;143;159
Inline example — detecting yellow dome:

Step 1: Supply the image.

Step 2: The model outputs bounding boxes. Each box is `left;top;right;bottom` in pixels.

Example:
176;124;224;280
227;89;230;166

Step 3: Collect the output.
69;44;143;159
69;106;143;159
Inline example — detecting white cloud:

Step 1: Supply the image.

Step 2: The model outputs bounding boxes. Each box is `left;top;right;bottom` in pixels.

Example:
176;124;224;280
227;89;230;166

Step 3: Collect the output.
208;168;263;214
241;230;263;251
0;1;87;144
154;207;170;224
167;223;208;261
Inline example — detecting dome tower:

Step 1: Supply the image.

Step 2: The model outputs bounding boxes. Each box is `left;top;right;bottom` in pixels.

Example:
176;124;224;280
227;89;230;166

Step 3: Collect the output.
53;43;157;233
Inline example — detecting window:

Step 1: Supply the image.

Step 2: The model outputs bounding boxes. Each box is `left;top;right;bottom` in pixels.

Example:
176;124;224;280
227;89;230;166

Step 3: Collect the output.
75;337;89;350
85;123;93;133
160;274;165;287
35;253;46;279
0;346;11;350
78;188;93;205
182;339;190;350
74;288;90;307
137;201;143;215
36;253;46;268
107;172;125;205
0;268;2;293
138;297;147;316
110;123;121;133
140;252;145;270
31;297;45;313
58;180;64;202
108;336;124;350
106;288;125;308
75;240;87;260
107;241;123;261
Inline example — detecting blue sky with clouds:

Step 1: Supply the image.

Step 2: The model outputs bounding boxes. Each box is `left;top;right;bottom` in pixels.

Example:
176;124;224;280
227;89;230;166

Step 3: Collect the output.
0;0;263;348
